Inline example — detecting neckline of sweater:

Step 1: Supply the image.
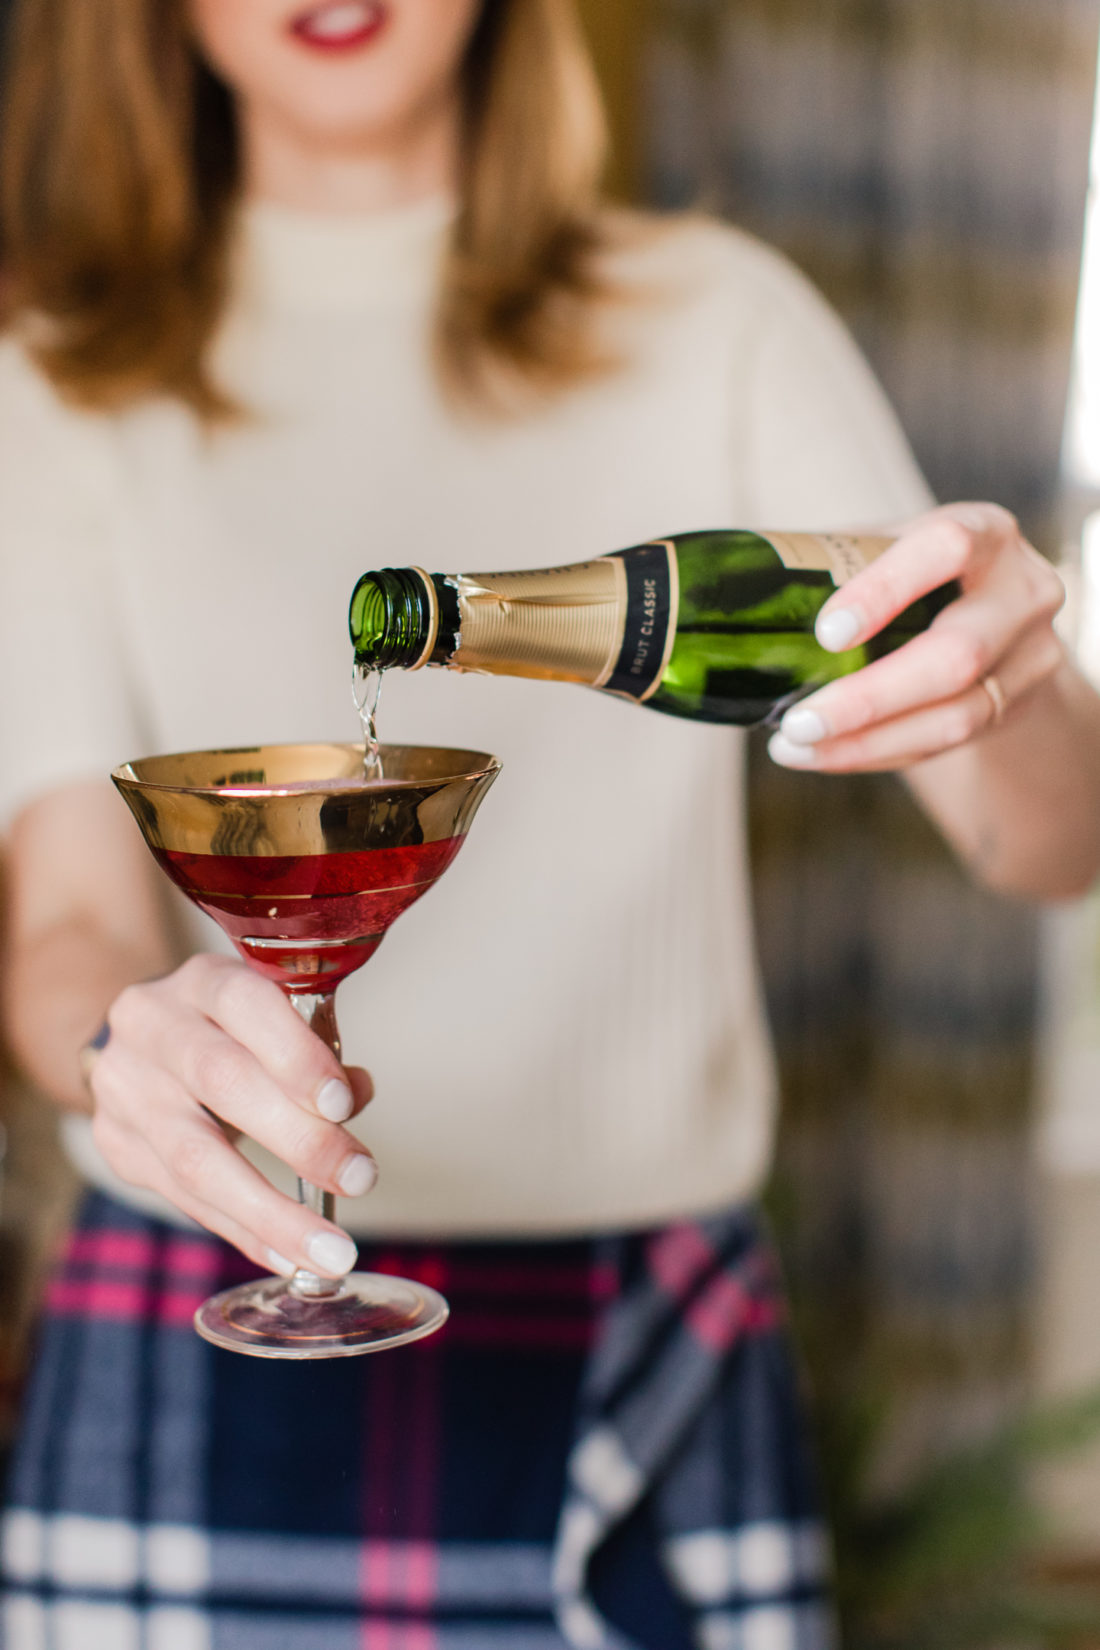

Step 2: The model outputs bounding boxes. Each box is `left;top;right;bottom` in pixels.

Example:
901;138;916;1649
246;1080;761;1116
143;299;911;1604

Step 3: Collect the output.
236;193;455;314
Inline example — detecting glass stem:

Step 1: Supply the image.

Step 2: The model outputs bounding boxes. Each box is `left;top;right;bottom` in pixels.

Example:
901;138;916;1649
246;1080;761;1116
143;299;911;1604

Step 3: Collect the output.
285;989;344;1301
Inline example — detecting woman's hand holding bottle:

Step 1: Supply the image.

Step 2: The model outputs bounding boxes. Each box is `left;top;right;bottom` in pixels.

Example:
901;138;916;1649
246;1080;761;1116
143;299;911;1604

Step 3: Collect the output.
769;502;1068;771
85;954;377;1278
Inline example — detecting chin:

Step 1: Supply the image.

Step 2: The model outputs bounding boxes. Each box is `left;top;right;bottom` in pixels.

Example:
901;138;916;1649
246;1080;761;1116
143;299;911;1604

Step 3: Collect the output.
264;42;452;145
193;0;477;178
280;95;444;154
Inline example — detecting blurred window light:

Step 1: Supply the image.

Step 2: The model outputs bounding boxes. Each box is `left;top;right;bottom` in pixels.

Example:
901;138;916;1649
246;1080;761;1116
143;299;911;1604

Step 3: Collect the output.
1062;44;1100;684
1065;45;1100;490
1074;510;1100;682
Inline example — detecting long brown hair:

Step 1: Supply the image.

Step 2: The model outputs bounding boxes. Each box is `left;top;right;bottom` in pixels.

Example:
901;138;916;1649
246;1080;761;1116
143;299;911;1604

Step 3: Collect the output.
0;0;616;417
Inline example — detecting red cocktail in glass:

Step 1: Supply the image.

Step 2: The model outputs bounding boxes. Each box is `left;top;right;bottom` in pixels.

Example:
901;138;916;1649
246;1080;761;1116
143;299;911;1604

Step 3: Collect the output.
113;742;500;1359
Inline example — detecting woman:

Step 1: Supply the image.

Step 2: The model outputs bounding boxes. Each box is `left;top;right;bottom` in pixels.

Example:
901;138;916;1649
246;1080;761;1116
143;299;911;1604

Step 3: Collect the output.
0;1;1097;1644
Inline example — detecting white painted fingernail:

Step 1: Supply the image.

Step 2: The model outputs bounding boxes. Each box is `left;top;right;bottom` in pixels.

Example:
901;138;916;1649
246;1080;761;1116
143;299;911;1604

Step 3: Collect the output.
317;1078;353;1123
307;1230;358;1275
780;706;828;745
266;1249;297;1277
816;608;862;651
337;1153;378;1198
768;733;817;769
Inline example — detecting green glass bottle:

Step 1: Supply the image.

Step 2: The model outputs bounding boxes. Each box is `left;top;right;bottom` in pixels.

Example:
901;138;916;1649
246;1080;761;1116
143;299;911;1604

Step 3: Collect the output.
348;530;954;727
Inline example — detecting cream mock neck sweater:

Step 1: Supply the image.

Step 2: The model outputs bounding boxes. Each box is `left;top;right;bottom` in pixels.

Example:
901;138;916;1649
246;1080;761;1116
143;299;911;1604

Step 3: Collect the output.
0;198;930;1236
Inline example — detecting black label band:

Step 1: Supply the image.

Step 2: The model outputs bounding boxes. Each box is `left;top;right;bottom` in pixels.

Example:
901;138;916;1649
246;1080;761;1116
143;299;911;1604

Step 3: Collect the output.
602;542;675;701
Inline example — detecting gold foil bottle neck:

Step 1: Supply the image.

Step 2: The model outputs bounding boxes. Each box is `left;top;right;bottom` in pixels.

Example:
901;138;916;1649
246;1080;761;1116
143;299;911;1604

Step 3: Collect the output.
452;560;628;684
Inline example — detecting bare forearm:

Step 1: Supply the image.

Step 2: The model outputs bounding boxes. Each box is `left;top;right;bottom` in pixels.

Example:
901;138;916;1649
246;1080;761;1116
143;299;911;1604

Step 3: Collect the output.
3;916;171;1112
907;658;1100;900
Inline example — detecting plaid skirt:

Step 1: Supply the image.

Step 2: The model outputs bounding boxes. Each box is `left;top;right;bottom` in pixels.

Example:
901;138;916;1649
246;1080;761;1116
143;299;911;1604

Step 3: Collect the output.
1;1191;834;1650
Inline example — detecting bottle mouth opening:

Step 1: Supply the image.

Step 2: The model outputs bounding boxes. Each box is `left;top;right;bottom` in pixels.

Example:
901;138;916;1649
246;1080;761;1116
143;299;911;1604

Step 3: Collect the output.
349;569;436;669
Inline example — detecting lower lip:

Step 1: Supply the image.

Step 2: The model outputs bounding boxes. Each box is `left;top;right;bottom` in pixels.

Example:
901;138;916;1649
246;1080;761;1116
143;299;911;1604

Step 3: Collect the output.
289;10;388;53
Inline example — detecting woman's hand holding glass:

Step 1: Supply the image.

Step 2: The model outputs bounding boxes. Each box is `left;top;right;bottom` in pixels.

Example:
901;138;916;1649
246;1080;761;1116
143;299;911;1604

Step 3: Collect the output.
769;502;1068;771
85;953;376;1279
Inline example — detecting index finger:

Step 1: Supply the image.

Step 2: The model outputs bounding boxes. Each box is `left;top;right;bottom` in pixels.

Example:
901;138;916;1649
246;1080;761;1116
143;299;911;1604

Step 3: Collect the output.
175;956;356;1124
814;507;1011;652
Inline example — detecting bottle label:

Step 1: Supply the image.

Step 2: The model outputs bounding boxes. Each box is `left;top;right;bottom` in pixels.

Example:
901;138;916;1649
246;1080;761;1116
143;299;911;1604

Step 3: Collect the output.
450;532;886;701
764;532;894;584
595;541;679;701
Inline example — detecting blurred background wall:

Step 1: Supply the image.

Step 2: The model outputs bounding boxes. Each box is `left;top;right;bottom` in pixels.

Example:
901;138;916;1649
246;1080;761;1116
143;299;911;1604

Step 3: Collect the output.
642;0;1097;536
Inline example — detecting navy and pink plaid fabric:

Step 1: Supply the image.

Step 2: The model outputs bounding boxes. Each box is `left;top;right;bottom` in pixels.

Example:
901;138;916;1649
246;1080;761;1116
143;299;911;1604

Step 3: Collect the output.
1;1192;833;1649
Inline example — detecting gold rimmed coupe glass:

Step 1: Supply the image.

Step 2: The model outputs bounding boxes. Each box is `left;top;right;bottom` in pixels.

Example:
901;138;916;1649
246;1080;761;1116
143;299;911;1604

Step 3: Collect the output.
113;742;501;1359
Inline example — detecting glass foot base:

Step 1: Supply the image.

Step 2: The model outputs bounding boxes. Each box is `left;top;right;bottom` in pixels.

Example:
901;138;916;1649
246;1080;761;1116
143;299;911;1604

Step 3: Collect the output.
194;1272;449;1359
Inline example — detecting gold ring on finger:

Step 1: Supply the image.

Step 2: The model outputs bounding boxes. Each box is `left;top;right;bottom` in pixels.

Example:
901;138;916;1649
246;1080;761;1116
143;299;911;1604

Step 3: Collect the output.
980;671;1008;725
78;1019;111;1093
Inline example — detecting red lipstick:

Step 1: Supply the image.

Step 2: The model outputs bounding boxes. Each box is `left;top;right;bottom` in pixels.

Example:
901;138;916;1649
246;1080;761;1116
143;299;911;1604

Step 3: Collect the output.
289;2;388;53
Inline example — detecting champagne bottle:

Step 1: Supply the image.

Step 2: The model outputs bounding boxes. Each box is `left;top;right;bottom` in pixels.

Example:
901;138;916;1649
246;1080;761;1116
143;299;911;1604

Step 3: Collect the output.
348;530;954;727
